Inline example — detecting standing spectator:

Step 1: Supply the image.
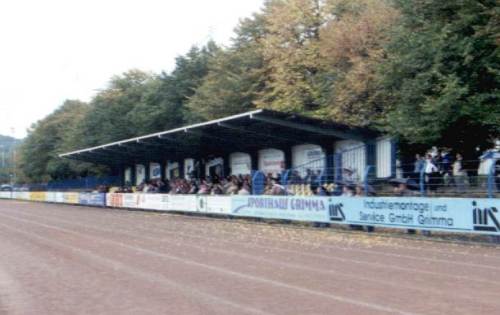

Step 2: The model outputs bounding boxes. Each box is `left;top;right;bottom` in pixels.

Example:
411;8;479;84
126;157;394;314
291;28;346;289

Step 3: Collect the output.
424;154;439;194
452;153;468;194
440;149;453;186
413;154;425;185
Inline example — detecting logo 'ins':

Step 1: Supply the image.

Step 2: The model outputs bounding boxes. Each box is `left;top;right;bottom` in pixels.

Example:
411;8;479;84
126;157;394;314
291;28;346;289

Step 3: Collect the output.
329;202;345;222
472;201;500;232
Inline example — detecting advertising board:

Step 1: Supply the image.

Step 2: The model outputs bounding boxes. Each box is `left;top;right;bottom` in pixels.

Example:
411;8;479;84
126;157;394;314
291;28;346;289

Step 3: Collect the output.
79;193;106;207
137;194;170;211
337;197;500;234
63;192;80;204
29;192;47;202
197;196;232;214
0;191;11;199
231;196;331;222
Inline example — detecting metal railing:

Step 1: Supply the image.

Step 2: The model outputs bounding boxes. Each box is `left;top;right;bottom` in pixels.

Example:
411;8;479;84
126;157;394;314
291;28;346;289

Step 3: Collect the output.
280;158;499;198
19;176;121;192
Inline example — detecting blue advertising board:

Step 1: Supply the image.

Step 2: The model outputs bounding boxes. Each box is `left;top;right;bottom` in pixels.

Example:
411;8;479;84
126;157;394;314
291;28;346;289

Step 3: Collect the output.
79;193;106;207
231;195;331;222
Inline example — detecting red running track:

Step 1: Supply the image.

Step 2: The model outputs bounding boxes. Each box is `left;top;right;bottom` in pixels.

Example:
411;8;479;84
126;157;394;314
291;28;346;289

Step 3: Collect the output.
0;200;499;315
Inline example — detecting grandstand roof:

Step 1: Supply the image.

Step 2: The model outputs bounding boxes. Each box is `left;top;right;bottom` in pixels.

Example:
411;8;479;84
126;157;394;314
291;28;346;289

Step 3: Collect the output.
59;109;379;166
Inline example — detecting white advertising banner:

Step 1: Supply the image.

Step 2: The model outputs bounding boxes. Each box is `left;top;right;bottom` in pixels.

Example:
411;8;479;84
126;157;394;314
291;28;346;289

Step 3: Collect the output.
168;195;197;212
45;192;57;202
136;164;146;185
259;149;285;175
166;161;179;180
184;159;195;179
230;152;251;176
55;192;65;203
122;194;140;208
124;167;132;185
197;196;232;214
0;191;11;199
13;191;29;200
137;194;170;211
292;144;325;169
149;163;161;179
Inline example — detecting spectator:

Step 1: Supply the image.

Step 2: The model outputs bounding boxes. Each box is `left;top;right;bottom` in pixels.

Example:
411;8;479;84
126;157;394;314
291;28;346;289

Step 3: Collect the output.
238;182;251;195
225;176;240;195
341;183;356;197
424;154;439;194
198;180;211;195
413;154;425;184
452;153;468;194
440;149;453;186
269;177;286;195
390;178;416;196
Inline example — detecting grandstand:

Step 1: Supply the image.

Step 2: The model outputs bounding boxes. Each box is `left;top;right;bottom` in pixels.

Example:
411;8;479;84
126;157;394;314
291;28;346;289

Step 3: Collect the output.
59;109;395;194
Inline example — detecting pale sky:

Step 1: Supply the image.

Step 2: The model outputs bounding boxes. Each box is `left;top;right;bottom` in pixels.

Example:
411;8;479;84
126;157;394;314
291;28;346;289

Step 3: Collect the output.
0;0;264;138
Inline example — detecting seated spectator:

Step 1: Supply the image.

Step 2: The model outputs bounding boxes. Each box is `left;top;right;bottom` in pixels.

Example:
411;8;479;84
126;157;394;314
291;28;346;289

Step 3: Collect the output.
270;177;286;195
188;180;198;194
355;184;376;197
239;182;251;195
341;183;356;197
211;183;224;195
97;185;109;193
198;180;211;195
314;184;330;196
390;178;417;196
226;177;240;195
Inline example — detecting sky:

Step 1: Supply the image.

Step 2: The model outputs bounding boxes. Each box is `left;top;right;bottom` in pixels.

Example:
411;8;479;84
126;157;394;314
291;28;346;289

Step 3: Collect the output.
0;0;264;138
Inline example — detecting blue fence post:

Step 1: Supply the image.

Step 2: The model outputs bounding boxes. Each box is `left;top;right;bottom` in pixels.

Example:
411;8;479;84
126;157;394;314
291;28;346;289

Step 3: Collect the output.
281;169;291;195
334;153;342;182
419;168;426;196
364;166;373;196
251;171;266;195
488;161;496;198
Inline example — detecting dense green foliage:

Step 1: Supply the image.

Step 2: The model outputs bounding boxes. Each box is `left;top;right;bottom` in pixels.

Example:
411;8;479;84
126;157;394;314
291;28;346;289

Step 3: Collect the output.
379;0;500;152
18;0;499;182
0;135;21;183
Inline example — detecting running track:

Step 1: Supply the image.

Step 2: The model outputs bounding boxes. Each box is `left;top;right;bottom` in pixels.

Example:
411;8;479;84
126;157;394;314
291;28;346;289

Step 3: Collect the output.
0;200;499;315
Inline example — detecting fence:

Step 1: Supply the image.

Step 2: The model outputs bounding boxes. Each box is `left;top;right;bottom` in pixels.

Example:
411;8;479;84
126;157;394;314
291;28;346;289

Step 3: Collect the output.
20;176;121;192
1;190;500;236
7;152;499;199
278;156;499;199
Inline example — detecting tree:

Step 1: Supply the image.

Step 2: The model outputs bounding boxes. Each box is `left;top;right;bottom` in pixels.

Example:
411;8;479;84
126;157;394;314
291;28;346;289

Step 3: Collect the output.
186;14;266;120
317;0;399;126
0;135;21;183
255;0;326;113
129;42;219;130
73;69;154;148
17;100;95;182
379;0;500;151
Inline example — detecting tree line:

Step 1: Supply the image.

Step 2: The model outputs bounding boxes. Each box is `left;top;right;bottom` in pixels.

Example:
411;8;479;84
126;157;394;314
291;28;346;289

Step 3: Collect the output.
17;0;499;183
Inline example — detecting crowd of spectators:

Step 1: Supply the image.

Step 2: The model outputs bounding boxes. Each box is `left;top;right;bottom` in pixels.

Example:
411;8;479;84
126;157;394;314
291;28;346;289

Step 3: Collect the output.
107;145;498;197
116;175;253;195
410;147;470;194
